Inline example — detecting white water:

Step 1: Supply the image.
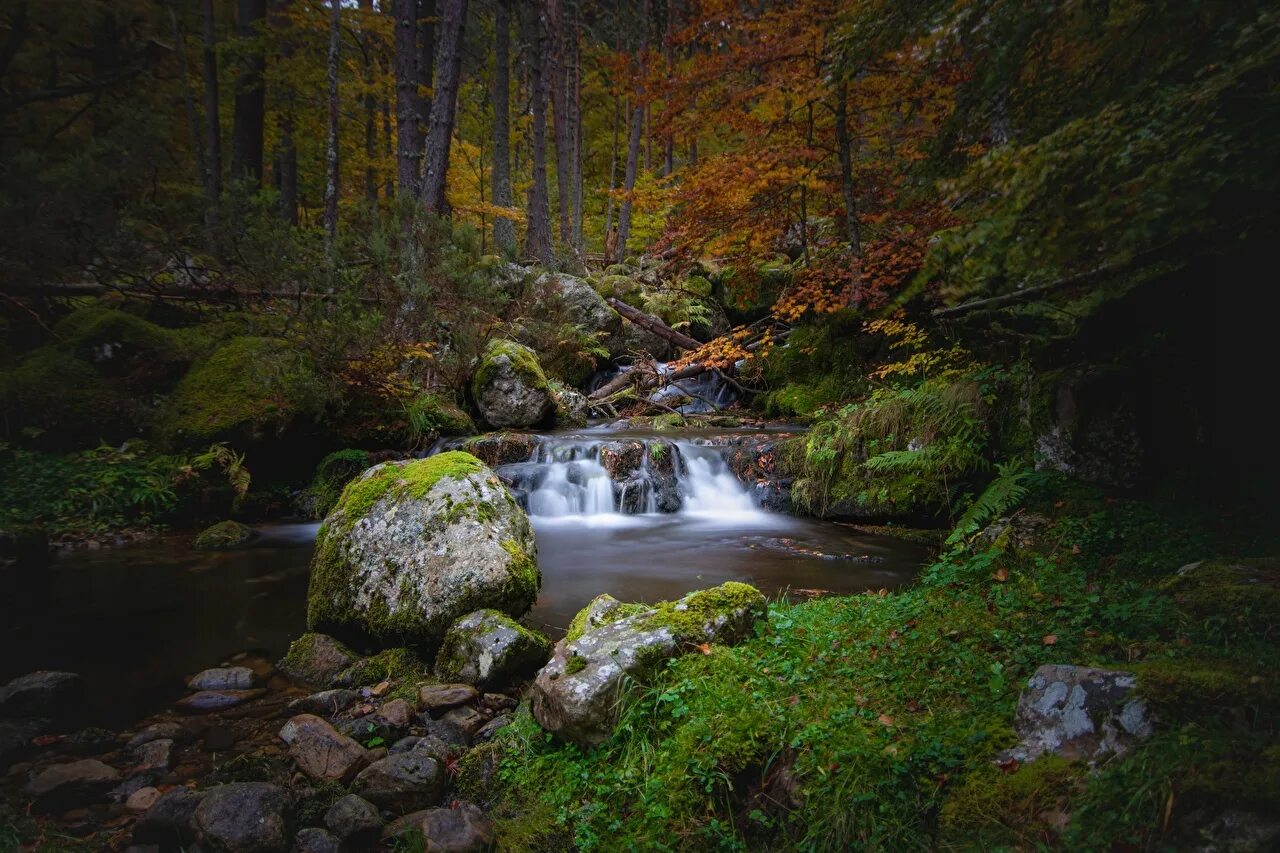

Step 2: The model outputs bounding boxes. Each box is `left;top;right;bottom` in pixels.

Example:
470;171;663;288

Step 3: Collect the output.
675;444;762;520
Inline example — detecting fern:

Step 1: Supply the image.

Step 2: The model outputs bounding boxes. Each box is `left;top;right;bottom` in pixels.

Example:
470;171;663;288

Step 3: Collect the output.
946;464;1035;545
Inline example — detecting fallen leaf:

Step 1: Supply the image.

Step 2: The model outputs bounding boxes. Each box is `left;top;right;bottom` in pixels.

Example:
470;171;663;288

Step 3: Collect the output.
696;643;712;655
370;680;391;697
997;757;1020;774
878;714;895;726
993;567;1009;582
1043;634;1058;646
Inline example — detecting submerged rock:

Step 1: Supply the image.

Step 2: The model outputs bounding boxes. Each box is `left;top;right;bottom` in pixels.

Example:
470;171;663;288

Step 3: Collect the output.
305;452;540;648
278;633;360;687
999;664;1153;764
531;582;767;747
191;782;290;852
176;689;265;713
434;609;552;692
0;717;50;768
0;670;82;719
194;520;255;550
279;714;369;783
471;339;554;429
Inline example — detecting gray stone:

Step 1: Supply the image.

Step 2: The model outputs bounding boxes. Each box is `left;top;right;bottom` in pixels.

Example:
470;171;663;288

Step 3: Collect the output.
191;782;290;852
541;273;622;354
471;340;554;429
287;689;361;717
551;384;590;427
176;689;266;713
441;706;488;738
434;610;552;692
474;715;512;743
126;722;189;750
188;666;260;691
530;582;767;747
0;717;49;768
1194;809;1280;852
353;752;446;814
279;714;369;783
25;758;120;810
999;664;1153;764
324;793;383;845
133;787;204;846
132;738;175;773
0;671;81;718
421;717;471;748
305;456;539;647
418;801;497;852
292;827;340;853
418;683;479;712
277;634;359;688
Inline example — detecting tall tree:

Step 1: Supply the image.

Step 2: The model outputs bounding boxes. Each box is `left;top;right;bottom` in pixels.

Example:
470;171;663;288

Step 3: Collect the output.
417;0;436;189
491;0;515;254
421;0;467;213
834;80;860;256
199;0;222;204
358;0;378;203
230;0;267;186
393;0;420;197
615;0;649;263
167;5;205;195
272;0;297;224
522;2;553;265
324;0;340;242
547;0;573;246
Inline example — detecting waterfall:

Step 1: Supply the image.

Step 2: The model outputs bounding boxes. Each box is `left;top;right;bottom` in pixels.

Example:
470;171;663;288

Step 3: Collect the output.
673;443;759;517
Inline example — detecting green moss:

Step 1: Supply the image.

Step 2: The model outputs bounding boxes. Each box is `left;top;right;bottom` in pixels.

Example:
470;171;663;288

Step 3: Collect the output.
565;655;587;675
306;449;370;519
455;740;507;805
1160;559;1280;639
500;537;541;608
407;391;477;438
1136;657;1280;716
652;413;685;431
565;595;651;644
194;519;254;550
641;582;766;641
471;339;550;401
939;756;1083;848
339;647;428;686
0;346;125;440
161;336;322;442
53;304;182;359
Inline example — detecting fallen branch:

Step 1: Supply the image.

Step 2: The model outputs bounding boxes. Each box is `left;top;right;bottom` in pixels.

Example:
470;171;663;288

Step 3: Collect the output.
606;296;702;351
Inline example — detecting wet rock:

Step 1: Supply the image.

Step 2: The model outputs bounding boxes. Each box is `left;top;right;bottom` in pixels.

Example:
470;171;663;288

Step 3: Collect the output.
434;610;553;692
441;706;487;738
338;698;415;742
191;782;290;852
1193;809;1280;852
126;786;163;812
461;432;539;467
421;717;471;748
293;827;340;853
531;582;767;747
419;683;479;713
133;787;204;846
551;384;590;427
26;758;120;810
189;666;260;691
278;633;360;688
0;717;50;768
600;440;645;479
176;689;266;713
479;693;518;714
194;520;256;550
287;689;361;717
353;752;446;814
132;738;175;773
471;339;554;429
999;664;1153;764
305;453;539;648
418;801;497;852
0;670;82;718
110;772;159;803
324;793;383;846
61;726;117;755
541;273;623;357
279;714;369;783
127;722;189;750
474;714;512;743
620;311;675;361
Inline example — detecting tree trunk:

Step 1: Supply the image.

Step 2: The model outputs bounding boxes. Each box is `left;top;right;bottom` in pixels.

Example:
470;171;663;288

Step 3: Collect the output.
273;0;297;224
663;0;673;177
324;0;341;243
421;0;466;213
357;0;377;203
834;80;861;303
199;0;222;204
231;0;266;186
546;0;572;246
606;297;701;350
616;0;648;262
569;0;584;251
393;0;419;197
416;0;436;186
522;2;554;265
491;0;515;254
167;5;205;194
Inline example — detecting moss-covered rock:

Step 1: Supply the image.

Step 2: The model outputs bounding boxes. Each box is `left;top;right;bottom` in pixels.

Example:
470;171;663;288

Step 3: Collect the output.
0;347;123;443
434;610;552;692
549;382;588;428
470;340;554;429
462;433;539;467
53;304;183;365
305;452;540;649
278;633;361;687
194;520;255;550
304;450;371;520
160;336;322;444
407;392;477;439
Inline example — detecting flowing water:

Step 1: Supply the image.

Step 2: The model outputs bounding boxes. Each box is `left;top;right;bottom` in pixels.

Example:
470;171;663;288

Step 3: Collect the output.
0;427;929;726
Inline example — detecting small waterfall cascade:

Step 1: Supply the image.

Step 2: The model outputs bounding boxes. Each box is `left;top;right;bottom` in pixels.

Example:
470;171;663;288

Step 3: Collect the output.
438;433;766;520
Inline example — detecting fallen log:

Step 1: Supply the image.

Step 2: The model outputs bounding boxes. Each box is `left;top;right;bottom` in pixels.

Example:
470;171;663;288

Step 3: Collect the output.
589;360;713;401
605;297;702;351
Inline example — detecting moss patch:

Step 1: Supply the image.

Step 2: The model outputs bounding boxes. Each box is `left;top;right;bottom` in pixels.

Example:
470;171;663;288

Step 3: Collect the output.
194;519;254;550
305;449;370;519
407;391;477;438
471;339;550;401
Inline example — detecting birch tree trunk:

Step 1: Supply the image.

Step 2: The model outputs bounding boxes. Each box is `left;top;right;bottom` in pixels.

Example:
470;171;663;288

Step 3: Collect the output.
491;0;515;254
421;0;467;213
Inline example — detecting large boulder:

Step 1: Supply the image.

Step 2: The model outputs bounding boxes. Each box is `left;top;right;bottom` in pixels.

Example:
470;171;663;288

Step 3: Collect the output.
530;583;767;747
305;452;540;648
998;664;1153;764
190;782;291;852
542;273;622;344
471;340;554;429
0;670;82;718
434;610;552;692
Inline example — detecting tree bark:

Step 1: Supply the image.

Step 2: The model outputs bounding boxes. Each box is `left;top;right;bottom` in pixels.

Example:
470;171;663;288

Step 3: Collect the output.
393;0;420;197
569;0;584;251
491;0;515;254
358;0;377;203
606;296;701;350
324;0;341;243
273;0;297;224
167;5;206;195
616;0;649;263
199;0;222;204
546;0;572;246
835;80;860;255
522;2;554;265
416;0;436;185
231;0;267;186
421;0;466;213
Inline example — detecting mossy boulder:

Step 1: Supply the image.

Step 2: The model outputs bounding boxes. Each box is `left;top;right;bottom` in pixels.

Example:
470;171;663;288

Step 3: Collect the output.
407;392;476;438
194;520;255;550
540;273;621;344
434;610;552;692
278;633;361;687
304;450;371;519
305;452;540;649
470;340;553;429
53;304;184;367
530;582;767;747
0;347;132;444
161;336;321;444
550;382;589;428
462;433;539;467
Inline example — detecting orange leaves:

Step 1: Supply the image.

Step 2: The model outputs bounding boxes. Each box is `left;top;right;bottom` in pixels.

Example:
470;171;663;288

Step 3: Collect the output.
1042;634;1058;646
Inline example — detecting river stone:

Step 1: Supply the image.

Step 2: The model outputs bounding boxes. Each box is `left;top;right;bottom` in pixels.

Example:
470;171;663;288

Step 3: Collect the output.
0;670;82;718
279;714;369;783
26;758;120;809
470;339;554;429
419;683;479;712
324;793;383;845
126;722;189;750
441;706;488;738
287;689;361;717
134;787;204;846
132;738;175;773
126;786;163;812
474;714;513;743
293;827;340;853
600;440;645;480
531;582;767;747
278;633;360;687
417;801;497;852
461;433;538;466
191;782;290;852
434;609;553;691
194;520;256;550
353;753;446;814
305;452;539;648
998;664;1153;764
176;689;266;713
189;666;259;691
551;384;590;427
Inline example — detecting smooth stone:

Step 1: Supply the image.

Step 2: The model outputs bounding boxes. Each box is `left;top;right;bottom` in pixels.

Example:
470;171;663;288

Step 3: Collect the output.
418;801;497;852
127;722;188;750
293;827;340;853
324;793;383;845
383;809;433;840
26;758;120;810
188;667;259;691
191;782;290;852
0;671;82;719
176;689;266;713
441;706;487;738
353;753;446;815
287;689;361;717
133;787;203;846
419;684;478;712
278;714;369;783
126;786;163;812
474;715;512;743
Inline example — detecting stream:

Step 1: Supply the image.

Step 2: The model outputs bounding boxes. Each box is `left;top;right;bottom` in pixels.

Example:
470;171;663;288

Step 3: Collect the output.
0;427;929;727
